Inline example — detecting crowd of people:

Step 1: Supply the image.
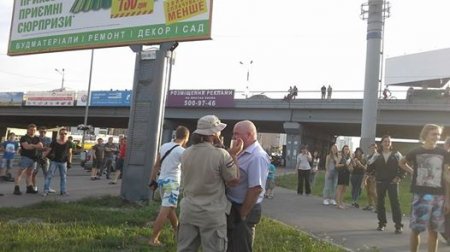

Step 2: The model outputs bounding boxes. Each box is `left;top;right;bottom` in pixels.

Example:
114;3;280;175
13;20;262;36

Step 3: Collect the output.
0;119;448;252
299;124;450;252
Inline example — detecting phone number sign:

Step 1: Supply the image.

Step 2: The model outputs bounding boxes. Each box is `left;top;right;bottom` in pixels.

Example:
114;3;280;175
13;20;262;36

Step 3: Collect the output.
166;89;235;108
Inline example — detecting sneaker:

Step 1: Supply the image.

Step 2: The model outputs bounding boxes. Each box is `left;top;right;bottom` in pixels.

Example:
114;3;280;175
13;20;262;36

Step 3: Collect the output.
354;203;359;208
108;181;116;185
395;227;403;234
60;192;69;196
377;225;386;231
48;188;56;193
330;200;337;205
362;205;374;211
90;177;96;181
323;199;330;205
26;185;38;194
268;195;274;199
13;185;21;195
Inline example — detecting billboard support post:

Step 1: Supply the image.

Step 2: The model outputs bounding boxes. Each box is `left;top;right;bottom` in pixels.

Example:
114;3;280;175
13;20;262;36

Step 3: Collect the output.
121;43;175;202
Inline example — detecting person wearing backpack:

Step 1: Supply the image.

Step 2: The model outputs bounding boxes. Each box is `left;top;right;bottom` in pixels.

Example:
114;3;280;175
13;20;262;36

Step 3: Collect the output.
148;126;190;247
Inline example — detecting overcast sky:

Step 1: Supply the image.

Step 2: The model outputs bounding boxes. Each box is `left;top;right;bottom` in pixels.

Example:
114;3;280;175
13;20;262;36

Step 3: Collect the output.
1;0;449;98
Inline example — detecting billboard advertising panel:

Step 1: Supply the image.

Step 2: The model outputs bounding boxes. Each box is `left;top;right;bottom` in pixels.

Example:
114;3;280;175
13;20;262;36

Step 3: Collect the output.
76;91;88;106
25;91;75;106
166;89;235;108
385;48;450;87
90;90;131;106
0;92;24;106
8;0;213;56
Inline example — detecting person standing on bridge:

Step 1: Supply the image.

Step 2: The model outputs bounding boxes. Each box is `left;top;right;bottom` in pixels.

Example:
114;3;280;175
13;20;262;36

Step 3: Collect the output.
227;120;269;252
13;124;43;195
321;85;326;99
327;85;332;99
399;124;450;252
367;135;404;234
323;144;339;206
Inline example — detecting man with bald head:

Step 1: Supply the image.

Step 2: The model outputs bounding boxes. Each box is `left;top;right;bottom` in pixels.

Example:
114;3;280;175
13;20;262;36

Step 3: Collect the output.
227;120;270;252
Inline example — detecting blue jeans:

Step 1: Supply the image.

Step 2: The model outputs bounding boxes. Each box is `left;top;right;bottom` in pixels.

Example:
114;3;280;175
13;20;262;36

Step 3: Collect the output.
44;161;67;193
351;174;364;202
323;169;338;199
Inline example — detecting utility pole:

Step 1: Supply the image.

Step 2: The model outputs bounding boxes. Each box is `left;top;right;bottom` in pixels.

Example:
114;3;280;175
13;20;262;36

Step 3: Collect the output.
359;0;390;153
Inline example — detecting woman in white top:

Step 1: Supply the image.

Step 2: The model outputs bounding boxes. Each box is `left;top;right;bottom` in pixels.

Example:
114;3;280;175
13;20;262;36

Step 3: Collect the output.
296;145;312;195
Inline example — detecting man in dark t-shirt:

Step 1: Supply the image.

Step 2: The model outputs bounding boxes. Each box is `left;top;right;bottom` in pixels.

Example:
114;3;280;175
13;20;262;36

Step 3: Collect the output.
14;124;43;195
90;138;105;180
400;124;450;252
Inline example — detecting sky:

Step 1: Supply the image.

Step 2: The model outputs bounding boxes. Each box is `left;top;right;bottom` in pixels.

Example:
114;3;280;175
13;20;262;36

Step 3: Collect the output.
1;0;450;98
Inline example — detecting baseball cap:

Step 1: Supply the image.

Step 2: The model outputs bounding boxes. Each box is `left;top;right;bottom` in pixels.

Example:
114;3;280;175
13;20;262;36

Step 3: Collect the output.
193;115;227;136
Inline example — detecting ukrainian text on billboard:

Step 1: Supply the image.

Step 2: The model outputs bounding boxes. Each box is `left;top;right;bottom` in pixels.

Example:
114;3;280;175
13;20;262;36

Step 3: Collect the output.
90;90;131;106
166;89;235;108
8;0;213;55
25;91;75;106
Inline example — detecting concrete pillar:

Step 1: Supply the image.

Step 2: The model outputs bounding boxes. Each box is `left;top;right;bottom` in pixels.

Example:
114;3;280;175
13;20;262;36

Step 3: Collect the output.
283;122;302;169
360;0;384;153
121;43;176;202
161;120;176;144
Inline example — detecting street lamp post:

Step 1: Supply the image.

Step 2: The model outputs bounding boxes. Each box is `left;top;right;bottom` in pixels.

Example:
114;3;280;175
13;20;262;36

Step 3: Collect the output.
55;68;65;90
80;50;95;150
239;60;253;98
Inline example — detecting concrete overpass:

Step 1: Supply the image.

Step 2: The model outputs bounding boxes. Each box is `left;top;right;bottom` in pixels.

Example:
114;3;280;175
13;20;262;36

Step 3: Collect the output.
0;98;449;139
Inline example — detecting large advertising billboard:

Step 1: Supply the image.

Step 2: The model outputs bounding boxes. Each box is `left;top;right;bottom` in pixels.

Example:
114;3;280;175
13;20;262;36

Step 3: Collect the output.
0;92;24;106
166;89;235;108
90;90;131;106
25;91;75;106
8;0;213;56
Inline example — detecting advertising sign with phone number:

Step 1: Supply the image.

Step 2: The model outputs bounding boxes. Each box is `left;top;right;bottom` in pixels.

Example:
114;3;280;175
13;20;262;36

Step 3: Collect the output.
166;89;235;108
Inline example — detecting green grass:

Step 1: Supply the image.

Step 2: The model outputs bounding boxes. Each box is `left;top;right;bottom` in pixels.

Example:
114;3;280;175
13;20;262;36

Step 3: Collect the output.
0;196;344;252
277;171;413;215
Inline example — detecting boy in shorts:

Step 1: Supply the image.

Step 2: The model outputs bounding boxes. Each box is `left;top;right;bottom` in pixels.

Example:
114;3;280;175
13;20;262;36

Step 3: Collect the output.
399;124;450;252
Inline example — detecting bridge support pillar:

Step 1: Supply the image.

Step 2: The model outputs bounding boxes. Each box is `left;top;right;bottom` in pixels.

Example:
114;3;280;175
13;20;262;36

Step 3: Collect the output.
0;127;7;142
283;122;302;169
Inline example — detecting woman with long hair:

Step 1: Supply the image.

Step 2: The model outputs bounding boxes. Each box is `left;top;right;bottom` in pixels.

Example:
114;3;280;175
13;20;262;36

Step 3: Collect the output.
322;144;339;206
335;145;352;209
350;147;366;208
367;135;404;234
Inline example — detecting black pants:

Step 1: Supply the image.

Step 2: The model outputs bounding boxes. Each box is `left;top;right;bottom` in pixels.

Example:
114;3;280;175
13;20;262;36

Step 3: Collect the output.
376;181;402;228
227;203;261;252
297;169;311;195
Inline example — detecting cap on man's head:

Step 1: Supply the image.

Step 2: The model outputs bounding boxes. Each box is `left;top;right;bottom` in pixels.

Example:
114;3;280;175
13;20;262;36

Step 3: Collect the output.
193;115;226;136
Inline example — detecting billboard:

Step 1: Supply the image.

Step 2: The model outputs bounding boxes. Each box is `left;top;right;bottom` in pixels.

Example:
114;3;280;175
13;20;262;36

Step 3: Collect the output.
25;91;75;106
0;92;24;106
90;90;131;106
385;48;450;88
76;91;88;106
8;0;213;56
166;89;235;108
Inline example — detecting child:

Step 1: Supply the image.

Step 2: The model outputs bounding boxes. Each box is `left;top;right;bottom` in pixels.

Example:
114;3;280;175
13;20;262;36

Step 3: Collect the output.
265;158;277;199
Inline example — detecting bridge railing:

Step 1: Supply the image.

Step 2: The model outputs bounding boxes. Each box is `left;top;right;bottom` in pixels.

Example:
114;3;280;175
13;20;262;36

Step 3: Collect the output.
233;90;409;100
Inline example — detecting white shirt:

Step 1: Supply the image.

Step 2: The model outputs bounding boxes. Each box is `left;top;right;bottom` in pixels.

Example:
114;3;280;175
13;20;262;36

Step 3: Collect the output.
158;142;185;182
296;152;312;170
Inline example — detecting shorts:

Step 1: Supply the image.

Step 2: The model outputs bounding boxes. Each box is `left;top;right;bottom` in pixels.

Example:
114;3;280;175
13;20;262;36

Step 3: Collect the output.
410;193;445;233
18;156;37;170
266;179;275;190
93;159;104;169
115;158;124;172
157;178;180;208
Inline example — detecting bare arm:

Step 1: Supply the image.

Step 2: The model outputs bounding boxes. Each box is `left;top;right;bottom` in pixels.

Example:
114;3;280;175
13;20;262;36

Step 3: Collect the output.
239;186;263;220
68;148;73;163
398;157;413;174
150;153;162;182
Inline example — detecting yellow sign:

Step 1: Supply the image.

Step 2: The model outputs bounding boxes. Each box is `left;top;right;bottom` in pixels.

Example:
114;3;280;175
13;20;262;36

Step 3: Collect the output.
111;0;154;18
164;0;207;24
